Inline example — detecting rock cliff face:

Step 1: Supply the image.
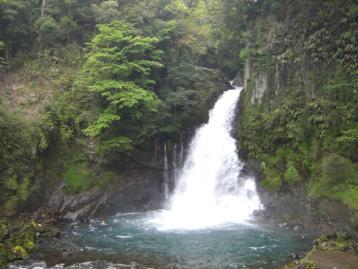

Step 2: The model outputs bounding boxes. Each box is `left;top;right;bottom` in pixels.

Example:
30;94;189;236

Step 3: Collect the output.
236;62;356;234
45;168;163;222
234;60;268;104
230;1;358;232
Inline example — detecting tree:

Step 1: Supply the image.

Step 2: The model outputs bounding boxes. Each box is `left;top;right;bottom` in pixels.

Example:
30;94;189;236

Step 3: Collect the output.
34;15;59;47
82;21;163;154
0;0;36;64
91;0;120;23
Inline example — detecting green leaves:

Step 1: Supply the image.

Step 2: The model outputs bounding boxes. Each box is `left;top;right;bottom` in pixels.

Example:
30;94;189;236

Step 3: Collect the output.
84;112;120;137
107;88;159;112
99;137;134;155
284;161;301;186
82;20;162;154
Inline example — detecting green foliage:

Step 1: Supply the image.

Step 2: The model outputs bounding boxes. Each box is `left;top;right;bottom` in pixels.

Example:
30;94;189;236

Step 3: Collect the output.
91;1;120;23
262;172;282;192
63;161;118;194
81;20;162;154
0;105;43;215
164;0;188;16
58;16;78;42
64;163;91;193
0;0;230;214
99;137;134;156
308;154;358;210
320;154;354;184
336;127;358;161
13;245;27;258
85;111;120;137
232;0;357;213
284;162;301;186
34;15;59;47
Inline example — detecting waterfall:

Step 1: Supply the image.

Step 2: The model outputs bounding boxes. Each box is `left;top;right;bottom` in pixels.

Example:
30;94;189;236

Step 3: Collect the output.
152;86;262;230
179;137;184;168
163;143;169;200
172;143;178;188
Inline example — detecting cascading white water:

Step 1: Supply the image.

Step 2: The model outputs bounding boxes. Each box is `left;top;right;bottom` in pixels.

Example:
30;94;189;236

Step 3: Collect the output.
163;143;169;200
152;86;262;230
172;143;178;184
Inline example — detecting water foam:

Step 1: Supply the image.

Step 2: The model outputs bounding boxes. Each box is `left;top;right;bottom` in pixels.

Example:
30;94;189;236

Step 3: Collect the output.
151;87;262;230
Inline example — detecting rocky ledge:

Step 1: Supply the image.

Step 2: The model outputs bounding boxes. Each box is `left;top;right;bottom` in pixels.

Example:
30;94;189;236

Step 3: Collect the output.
282;233;358;269
45;169;163;222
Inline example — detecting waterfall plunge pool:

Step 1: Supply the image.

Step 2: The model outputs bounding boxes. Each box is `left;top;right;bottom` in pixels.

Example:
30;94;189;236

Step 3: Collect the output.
37;212;313;269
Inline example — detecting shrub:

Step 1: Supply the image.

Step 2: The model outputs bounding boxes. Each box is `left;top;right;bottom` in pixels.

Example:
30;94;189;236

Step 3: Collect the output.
320;154;354;184
284;161;301;185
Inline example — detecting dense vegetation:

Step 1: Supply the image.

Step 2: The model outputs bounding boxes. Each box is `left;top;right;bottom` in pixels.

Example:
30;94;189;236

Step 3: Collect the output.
0;0;357;265
0;0;227;215
224;1;358;211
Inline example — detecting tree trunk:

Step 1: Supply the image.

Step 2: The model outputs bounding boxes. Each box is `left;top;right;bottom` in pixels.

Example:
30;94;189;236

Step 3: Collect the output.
4;44;11;68
41;0;47;16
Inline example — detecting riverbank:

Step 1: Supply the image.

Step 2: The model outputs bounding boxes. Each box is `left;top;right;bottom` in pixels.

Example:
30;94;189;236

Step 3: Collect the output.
0;211;60;267
282;233;358;269
2;206;358;269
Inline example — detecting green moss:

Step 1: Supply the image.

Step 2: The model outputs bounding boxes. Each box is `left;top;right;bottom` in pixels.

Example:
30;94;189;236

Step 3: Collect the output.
13;246;27;259
24;240;35;252
63;152;118;193
64;163;91;193
301;260;319;269
0;219;42;266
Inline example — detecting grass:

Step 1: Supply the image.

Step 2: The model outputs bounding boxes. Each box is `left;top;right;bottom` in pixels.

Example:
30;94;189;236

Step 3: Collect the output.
308;180;358;211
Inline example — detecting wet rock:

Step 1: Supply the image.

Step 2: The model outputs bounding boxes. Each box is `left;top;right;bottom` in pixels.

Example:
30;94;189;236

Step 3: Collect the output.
45;169;162;222
6;260;47;269
288;253;301;260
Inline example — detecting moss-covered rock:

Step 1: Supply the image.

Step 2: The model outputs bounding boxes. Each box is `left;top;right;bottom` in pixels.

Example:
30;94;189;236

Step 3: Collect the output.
0;216;60;267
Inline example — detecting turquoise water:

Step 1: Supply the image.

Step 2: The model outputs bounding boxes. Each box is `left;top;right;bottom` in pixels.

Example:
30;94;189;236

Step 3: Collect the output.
46;212;313;269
